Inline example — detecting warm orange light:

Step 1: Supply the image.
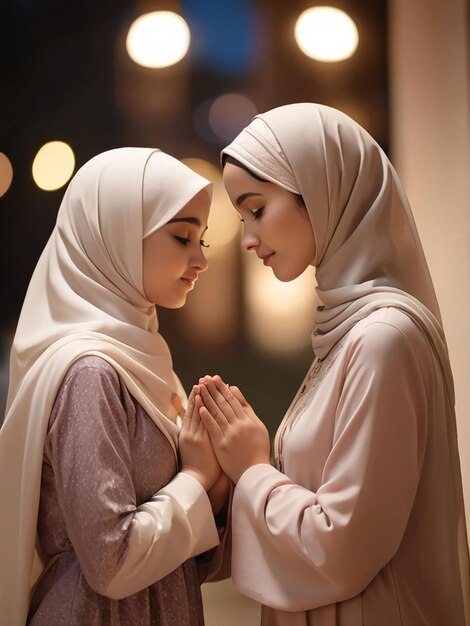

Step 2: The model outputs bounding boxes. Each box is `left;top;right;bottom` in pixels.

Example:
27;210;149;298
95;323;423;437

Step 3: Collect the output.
126;11;190;68
32;141;75;191
295;7;358;62
245;255;317;355
0;152;13;197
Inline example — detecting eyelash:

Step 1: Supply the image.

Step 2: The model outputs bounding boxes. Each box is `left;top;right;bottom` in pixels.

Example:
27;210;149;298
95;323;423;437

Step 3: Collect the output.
238;207;264;223
174;236;210;248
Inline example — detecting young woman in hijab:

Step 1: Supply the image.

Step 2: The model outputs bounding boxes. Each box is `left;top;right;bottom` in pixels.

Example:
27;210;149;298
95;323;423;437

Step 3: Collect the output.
197;103;469;625
0;147;228;626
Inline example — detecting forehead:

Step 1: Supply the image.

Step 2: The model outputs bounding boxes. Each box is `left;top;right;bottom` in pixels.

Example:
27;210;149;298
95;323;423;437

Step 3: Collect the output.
223;163;295;209
223;163;277;202
222;163;257;189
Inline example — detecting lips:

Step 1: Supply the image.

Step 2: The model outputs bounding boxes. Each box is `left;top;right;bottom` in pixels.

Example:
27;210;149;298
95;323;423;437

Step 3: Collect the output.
181;275;197;287
260;253;274;266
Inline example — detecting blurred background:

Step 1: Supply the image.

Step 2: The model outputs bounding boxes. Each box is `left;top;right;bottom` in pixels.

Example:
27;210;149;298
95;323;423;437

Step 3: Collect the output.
0;0;388;426
0;1;468;623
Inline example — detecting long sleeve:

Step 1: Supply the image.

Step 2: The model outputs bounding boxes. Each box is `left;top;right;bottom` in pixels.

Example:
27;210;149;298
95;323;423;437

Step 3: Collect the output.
231;314;430;611
44;359;219;601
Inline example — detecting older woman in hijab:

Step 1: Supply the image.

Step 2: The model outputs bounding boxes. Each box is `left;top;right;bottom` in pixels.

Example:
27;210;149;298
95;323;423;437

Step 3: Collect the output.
198;103;469;625
0;148;227;625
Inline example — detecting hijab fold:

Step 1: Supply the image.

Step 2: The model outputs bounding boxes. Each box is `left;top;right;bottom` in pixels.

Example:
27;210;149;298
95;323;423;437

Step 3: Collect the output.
0;148;212;626
223;100;468;622
222;103;447;370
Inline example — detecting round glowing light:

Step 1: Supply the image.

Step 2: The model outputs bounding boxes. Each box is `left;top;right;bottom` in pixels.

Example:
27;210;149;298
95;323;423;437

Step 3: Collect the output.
182;158;240;248
32;141;75;191
209;93;258;141
126;11;190;69
245;255;317;355
0;152;13;197
295;7;358;62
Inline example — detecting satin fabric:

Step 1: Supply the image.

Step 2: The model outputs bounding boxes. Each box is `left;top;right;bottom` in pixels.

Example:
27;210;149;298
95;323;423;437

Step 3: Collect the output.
222;103;469;622
222;103;444;361
0;148;212;626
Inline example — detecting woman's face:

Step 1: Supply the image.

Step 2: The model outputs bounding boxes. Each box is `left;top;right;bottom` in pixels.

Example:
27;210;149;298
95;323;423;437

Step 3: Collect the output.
142;189;210;308
223;163;316;281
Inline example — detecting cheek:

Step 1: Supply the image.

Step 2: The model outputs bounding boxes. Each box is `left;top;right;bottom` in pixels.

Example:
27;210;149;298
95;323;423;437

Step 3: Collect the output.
143;247;168;293
297;224;316;264
278;211;315;263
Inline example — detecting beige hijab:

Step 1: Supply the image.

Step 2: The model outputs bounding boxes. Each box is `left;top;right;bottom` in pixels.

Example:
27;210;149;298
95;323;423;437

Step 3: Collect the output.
0;148;212;626
222;103;452;387
223;101;469;620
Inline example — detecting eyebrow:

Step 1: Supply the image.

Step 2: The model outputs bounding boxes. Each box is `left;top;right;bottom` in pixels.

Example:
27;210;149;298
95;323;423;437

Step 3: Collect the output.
235;192;263;206
167;216;208;234
167;217;201;226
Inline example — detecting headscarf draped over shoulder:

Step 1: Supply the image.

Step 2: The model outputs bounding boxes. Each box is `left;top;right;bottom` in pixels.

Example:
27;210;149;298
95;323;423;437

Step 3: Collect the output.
0;147;212;625
222;103;448;376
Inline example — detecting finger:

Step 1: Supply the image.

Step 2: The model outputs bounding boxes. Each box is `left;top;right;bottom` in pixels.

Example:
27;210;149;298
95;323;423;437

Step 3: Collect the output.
189;386;205;434
199;385;231;432
210;373;228;386
182;387;195;431
228;385;249;408
186;386;196;415
226;384;258;422
209;378;247;421
201;380;237;424
193;394;205;435
190;386;200;415
199;375;214;385
210;376;246;406
199;404;225;442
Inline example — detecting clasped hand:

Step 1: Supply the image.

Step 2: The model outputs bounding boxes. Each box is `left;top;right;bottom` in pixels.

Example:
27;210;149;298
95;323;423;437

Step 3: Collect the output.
197;375;271;483
179;386;222;491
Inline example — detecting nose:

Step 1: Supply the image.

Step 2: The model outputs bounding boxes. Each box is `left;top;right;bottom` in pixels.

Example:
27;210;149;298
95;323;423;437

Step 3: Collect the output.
241;225;259;252
191;249;208;273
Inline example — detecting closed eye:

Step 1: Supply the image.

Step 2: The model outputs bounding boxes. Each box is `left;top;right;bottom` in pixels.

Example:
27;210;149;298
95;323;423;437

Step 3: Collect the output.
175;235;210;248
174;236;190;245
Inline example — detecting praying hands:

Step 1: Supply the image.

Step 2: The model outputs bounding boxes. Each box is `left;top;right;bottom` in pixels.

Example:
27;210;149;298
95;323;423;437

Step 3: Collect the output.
197;375;271;483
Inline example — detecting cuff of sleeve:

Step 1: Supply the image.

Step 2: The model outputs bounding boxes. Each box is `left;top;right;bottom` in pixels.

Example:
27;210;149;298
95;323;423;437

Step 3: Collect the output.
235;463;291;507
160;473;220;557
237;463;281;486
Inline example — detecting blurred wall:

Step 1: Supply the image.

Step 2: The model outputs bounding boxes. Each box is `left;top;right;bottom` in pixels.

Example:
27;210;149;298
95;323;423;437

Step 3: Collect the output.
389;0;470;538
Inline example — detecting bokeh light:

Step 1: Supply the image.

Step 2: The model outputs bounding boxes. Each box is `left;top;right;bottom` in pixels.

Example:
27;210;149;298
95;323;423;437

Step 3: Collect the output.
126;11;190;68
0;153;13;197
295;7;358;62
32;142;75;191
245;255;317;355
209;93;257;141
194;94;257;144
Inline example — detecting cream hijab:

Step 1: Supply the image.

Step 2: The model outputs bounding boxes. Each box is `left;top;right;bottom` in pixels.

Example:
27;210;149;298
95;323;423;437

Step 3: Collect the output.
222;103;452;390
0;147;212;626
223;101;469;620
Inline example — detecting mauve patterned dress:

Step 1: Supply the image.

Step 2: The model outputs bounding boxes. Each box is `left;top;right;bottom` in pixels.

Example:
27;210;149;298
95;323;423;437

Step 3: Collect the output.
28;356;210;625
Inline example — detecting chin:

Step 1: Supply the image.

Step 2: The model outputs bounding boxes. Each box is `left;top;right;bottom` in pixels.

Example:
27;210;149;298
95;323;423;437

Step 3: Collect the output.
158;297;187;309
272;267;304;282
